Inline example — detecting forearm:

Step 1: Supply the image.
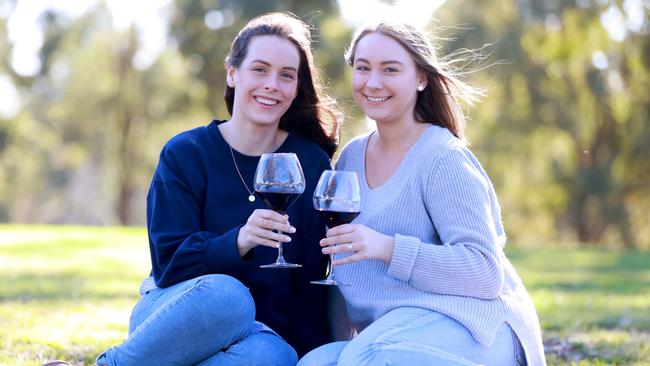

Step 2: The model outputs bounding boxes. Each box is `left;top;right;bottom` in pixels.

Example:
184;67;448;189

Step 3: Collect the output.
152;227;245;287
389;234;504;299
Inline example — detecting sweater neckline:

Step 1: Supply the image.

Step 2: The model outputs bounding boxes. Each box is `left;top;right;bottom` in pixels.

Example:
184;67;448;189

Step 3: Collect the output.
208;119;295;166
360;125;435;193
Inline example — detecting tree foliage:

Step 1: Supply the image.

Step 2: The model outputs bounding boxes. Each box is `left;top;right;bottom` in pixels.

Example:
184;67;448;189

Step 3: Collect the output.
436;0;650;247
0;0;648;247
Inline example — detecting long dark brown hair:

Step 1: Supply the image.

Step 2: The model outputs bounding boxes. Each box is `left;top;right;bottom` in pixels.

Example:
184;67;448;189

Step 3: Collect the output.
345;21;483;139
224;12;340;157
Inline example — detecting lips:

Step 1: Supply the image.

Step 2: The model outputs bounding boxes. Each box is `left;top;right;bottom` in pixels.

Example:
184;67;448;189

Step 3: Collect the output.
254;96;279;106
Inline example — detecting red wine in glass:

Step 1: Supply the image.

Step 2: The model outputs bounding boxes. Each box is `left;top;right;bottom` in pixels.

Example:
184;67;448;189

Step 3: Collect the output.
254;153;306;269
311;170;361;286
256;191;302;214
317;210;360;228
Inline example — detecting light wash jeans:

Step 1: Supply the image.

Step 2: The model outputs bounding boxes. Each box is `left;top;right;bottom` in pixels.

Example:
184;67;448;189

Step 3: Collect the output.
298;307;526;366
96;274;297;366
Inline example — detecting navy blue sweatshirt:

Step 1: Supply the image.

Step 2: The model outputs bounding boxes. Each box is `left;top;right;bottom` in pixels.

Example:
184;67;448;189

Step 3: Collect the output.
146;120;332;356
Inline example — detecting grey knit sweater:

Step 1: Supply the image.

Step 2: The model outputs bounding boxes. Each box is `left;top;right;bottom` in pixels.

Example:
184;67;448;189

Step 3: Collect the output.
334;125;546;365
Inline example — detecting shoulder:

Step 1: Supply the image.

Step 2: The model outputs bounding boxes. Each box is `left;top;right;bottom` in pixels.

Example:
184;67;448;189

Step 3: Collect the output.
336;130;373;168
155;121;221;179
416;125;465;156
410;125;473;171
420;128;492;192
163;121;217;155
159;120;226;166
341;132;372;155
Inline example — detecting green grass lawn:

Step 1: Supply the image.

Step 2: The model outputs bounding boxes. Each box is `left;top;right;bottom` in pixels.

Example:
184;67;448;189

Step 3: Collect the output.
1;225;649;365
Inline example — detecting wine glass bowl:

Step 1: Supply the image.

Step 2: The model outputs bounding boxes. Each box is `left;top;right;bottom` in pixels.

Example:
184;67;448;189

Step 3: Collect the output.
254;153;305;268
311;170;361;285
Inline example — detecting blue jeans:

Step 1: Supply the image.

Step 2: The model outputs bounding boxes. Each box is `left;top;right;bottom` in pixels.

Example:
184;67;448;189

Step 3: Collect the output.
298;307;526;366
97;274;297;366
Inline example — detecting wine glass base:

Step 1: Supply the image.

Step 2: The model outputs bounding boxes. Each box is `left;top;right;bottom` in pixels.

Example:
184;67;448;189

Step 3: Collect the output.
260;263;302;269
310;279;348;286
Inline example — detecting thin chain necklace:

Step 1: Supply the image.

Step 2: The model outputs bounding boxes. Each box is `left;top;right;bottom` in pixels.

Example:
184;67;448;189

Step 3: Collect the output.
228;143;256;202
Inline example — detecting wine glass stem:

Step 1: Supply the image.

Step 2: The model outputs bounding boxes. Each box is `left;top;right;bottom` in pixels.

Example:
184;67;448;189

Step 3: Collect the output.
327;252;336;281
275;230;287;264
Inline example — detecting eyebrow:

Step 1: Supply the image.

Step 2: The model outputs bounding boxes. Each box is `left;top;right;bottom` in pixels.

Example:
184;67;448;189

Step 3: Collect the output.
250;59;298;72
355;58;404;66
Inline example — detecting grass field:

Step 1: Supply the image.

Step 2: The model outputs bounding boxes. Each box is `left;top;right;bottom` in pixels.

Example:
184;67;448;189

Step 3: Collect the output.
1;225;649;365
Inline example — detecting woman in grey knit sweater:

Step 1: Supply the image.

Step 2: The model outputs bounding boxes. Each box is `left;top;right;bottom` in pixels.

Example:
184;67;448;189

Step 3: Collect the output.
298;22;546;366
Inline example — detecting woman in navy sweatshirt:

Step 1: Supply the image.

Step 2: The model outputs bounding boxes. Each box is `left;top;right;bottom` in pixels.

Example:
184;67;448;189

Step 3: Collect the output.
94;12;340;366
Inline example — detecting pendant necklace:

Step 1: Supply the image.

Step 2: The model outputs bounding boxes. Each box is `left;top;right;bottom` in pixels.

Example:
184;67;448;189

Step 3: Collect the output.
228;144;256;202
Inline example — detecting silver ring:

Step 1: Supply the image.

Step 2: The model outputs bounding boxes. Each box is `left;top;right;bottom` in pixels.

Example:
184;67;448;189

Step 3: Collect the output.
347;244;353;252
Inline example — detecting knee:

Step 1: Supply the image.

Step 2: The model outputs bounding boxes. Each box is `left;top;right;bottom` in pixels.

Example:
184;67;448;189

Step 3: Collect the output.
194;274;255;322
245;333;298;366
198;274;252;301
338;339;373;366
265;341;298;366
298;341;347;366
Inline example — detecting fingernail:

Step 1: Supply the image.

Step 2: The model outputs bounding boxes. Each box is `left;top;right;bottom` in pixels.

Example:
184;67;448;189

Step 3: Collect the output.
288;226;296;233
284;236;291;242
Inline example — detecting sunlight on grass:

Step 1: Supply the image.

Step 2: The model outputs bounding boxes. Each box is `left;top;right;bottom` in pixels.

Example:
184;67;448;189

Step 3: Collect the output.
0;225;149;365
1;225;649;365
508;247;650;365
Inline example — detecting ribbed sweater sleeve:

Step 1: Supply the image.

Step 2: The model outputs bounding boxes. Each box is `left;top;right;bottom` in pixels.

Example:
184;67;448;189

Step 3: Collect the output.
387;148;504;299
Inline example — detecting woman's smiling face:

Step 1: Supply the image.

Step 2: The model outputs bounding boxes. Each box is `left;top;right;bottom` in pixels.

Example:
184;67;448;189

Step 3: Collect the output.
228;35;300;127
351;32;423;125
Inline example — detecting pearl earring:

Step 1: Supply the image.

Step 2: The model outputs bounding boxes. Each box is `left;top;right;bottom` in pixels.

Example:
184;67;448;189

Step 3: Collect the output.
417;84;425;92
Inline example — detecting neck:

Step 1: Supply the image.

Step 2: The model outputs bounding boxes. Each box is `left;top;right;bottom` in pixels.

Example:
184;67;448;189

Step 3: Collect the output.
374;117;429;153
220;118;286;156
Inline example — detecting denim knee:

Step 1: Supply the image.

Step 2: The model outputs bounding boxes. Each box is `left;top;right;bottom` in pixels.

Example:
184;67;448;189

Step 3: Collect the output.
337;340;367;366
256;333;298;366
194;274;255;321
298;341;348;366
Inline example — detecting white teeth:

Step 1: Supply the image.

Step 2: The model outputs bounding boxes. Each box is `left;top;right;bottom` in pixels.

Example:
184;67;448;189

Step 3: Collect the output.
255;97;278;105
367;96;388;102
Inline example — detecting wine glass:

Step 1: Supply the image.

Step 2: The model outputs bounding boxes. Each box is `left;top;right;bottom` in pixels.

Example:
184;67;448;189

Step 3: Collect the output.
311;170;361;286
254;153;306;268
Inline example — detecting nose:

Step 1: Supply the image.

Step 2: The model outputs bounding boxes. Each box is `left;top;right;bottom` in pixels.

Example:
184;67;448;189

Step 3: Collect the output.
264;74;279;91
365;70;382;90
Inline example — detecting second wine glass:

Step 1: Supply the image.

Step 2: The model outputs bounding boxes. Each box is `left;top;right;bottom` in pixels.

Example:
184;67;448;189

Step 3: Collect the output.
311;170;361;286
254;153;305;269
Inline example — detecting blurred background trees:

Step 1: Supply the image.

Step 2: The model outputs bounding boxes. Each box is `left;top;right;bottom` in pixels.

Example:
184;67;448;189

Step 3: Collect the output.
0;0;648;248
436;0;650;248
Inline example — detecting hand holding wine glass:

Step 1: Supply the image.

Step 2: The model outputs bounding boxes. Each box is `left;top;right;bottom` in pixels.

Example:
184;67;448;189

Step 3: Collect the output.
236;209;295;257
311;170;361;286
254;153;305;268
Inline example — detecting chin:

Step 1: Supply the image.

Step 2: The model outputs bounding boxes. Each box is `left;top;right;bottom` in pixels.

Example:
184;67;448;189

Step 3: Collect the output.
365;112;390;123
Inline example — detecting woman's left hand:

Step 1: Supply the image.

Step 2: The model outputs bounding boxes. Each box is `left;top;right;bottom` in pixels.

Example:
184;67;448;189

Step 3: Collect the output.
320;224;394;265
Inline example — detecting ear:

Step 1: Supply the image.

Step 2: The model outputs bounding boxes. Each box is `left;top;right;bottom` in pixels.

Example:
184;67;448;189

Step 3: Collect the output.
416;72;428;91
226;65;236;88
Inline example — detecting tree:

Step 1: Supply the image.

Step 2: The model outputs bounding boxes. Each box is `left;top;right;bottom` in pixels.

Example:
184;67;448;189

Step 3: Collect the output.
437;0;650;247
0;2;203;225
